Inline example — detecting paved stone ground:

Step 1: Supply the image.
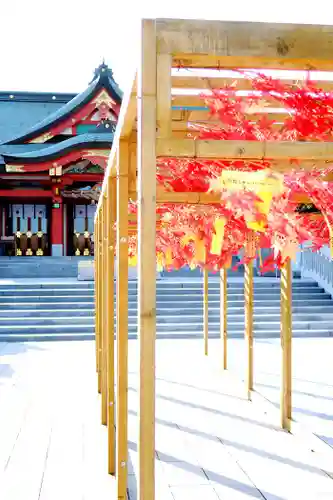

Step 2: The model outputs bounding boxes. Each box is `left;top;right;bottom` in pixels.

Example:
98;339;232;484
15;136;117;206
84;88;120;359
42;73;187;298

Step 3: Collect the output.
1;339;333;500
226;338;333;450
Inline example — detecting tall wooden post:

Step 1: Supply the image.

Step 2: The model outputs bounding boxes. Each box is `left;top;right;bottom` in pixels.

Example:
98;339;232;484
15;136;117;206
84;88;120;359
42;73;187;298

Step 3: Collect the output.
97;214;102;394
203;268;209;356
244;260;254;399
323;215;333;258
220;267;228;369
116;140;129;499
101;197;108;426
138;19;157;500
107;178;116;475
281;258;292;431
95;214;100;377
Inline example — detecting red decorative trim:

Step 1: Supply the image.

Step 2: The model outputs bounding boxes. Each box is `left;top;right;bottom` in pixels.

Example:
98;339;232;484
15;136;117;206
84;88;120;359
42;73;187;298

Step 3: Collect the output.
0;189;53;197
7;148;110;173
28;89;120;143
63;173;104;182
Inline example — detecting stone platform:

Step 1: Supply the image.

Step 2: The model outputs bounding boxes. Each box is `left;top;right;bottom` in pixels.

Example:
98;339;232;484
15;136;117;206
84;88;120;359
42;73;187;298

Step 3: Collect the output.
1;339;333;499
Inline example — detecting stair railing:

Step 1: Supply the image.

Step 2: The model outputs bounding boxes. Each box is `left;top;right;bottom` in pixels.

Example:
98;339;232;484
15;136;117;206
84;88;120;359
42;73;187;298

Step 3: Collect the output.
299;248;333;296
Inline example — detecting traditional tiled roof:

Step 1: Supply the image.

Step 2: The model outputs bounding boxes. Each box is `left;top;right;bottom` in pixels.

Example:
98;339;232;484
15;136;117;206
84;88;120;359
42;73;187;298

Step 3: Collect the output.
0;96;73;145
1;133;113;164
2;62;122;145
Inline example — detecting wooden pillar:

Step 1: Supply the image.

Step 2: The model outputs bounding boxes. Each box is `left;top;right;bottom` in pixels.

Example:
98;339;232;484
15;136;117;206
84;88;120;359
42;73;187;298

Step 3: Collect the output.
244;260;254;399
329;227;333;258
101;198;108;426
220;267;228;369
281;258;292;431
95;214;100;378
50;199;64;256
97;215;102;394
138;19;157;500
107;178;116;475
323;215;333;258
203;268;209;356
116;140;129;498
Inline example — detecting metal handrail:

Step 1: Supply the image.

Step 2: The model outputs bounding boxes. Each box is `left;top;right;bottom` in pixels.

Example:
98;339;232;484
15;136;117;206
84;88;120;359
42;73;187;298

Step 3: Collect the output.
299;248;333;286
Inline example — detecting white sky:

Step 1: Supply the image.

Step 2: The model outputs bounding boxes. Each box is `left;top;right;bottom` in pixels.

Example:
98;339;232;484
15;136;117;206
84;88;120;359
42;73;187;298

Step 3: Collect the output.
1;0;333;94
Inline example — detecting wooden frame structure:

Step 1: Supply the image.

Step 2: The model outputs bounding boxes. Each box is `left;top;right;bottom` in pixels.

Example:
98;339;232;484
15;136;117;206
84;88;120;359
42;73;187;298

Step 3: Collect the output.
94;18;333;500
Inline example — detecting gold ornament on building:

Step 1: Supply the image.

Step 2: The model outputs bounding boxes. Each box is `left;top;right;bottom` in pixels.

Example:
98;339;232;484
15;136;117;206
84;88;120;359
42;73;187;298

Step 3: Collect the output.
26;248;33;256
84;231;90;239
75;249;81;256
26;231;32;238
36;249;44;256
16;231;21;238
16;249;22;256
37;231;43;238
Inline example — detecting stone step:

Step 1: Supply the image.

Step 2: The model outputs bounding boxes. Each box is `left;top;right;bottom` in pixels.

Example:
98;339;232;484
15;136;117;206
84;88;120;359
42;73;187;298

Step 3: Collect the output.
124;320;333;331
0;329;333;343
0;284;95;290
0;309;95;318
0;317;95;326
3;310;333;325
1;317;333;331
0;297;331;308
0;279;317;290
0;270;78;278
0;289;96;297
0;286;324;296
0;295;95;303
2;304;333;318
0;301;97;309
0;290;328;301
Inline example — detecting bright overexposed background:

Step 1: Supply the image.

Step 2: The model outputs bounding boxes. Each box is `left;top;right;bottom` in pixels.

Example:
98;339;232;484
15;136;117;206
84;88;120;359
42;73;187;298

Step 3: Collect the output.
1;0;333;94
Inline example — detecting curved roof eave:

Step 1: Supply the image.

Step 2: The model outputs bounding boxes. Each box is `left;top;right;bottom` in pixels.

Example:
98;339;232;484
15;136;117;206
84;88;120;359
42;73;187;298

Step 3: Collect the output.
2;133;113;164
4;71;122;146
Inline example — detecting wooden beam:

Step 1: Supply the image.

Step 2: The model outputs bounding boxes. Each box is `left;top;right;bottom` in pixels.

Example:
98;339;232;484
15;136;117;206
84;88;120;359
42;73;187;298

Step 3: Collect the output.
101;197;108;426
280;258;292;431
95;213;101;383
172;95;289;112
156;19;333;71
157;54;172;137
138;19;157;500
169;116;289;131
96;76;137;207
116;140;129;499
220;267;228;370
203;268;209;356
244;259;254;399
107;178;116;476
156;138;333;161
171;75;333;92
97;214;102;394
128;188;312;205
121;78;138;138
172;55;333;71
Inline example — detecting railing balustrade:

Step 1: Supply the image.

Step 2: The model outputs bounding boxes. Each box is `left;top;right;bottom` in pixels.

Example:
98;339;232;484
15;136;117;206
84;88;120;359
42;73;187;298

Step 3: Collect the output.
299;248;333;295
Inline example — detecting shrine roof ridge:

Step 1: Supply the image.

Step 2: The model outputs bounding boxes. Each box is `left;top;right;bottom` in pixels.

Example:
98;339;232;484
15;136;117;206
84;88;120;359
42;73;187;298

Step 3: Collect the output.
0;91;77;104
5;63;122;145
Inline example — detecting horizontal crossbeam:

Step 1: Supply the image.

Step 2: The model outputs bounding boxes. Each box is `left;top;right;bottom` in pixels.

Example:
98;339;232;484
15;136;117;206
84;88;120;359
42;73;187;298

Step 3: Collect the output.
156;138;333;163
156;18;333;71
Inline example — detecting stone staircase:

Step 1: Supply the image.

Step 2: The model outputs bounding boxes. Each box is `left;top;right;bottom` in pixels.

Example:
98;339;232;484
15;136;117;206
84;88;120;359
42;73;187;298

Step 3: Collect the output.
0;257;93;278
0;277;333;341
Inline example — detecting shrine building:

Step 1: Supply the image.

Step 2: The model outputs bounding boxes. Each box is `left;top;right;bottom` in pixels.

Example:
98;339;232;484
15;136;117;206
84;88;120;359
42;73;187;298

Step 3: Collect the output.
0;62;121;257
